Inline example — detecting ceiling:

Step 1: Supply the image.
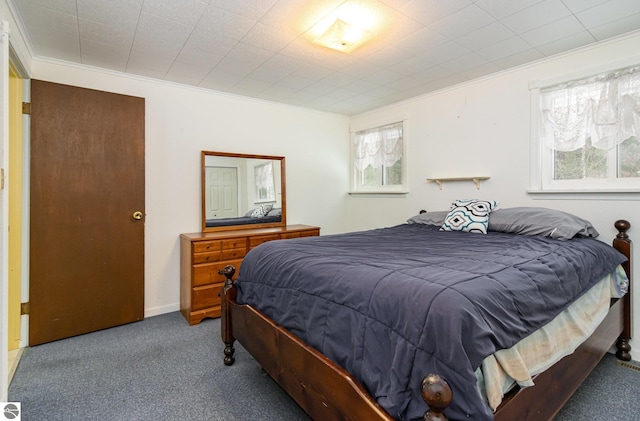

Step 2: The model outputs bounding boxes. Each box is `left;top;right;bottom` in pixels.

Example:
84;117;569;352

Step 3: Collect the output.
8;0;640;115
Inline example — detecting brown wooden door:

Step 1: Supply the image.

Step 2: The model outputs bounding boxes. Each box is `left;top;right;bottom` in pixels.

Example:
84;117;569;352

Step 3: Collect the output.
29;80;145;346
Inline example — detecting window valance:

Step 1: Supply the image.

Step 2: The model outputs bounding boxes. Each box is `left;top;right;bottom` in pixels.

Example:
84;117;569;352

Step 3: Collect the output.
353;122;403;171
541;65;640;151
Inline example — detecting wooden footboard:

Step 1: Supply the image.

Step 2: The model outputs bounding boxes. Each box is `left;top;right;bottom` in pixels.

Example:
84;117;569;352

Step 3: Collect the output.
220;220;632;421
220;266;395;420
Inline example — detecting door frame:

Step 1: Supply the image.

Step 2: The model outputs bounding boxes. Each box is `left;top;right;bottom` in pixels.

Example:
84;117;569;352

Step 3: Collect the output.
1;19;10;402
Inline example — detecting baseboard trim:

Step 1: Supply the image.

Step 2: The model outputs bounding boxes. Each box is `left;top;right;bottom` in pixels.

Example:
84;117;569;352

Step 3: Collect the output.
144;303;180;318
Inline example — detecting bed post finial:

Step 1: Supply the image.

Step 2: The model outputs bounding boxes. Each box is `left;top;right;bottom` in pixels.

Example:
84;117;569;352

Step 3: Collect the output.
615;219;630;239
421;374;452;421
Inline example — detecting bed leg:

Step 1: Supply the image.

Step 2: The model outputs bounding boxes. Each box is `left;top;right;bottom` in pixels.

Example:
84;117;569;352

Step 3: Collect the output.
421;374;452;421
616;337;632;361
219;265;237;366
224;342;236;366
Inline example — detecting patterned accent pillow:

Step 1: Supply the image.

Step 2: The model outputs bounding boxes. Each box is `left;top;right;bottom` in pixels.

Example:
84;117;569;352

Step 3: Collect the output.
440;199;499;234
250;203;274;218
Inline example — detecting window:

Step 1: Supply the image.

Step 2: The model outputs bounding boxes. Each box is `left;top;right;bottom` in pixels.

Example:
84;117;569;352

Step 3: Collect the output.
350;121;407;193
532;64;640;193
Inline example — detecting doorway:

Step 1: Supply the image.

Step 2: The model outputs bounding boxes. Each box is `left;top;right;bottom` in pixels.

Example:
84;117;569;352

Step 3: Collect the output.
205;166;239;219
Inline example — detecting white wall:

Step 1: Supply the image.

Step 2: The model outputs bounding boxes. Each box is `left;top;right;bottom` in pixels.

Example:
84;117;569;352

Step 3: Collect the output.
350;32;640;359
30;59;350;317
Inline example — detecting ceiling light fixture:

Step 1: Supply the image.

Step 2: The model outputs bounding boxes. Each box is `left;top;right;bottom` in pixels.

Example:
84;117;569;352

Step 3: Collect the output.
313;18;373;53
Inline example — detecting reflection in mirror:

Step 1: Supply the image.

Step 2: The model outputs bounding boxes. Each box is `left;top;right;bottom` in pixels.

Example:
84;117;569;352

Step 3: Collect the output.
201;151;286;232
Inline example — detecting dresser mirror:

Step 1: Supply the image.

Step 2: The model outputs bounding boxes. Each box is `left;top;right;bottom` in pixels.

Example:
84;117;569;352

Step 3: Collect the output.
201;151;286;232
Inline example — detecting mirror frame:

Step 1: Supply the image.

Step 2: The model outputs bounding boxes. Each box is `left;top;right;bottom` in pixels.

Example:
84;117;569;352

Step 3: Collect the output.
201;150;286;232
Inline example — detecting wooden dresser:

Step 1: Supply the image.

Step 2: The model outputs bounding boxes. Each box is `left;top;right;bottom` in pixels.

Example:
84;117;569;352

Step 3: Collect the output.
180;224;320;325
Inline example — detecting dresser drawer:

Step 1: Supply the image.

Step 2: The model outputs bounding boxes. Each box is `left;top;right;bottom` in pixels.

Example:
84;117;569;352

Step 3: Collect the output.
192;283;223;311
192;259;243;286
249;234;280;248
192;251;222;264
222;238;246;249
221;248;247;260
281;229;319;239
193;240;222;254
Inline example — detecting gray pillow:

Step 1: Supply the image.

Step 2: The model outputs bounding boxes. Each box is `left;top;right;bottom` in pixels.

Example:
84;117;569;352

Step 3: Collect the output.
487;207;599;240
407;211;448;226
267;207;282;217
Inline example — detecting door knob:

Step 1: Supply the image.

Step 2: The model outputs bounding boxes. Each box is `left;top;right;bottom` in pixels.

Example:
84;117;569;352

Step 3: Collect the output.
132;211;143;220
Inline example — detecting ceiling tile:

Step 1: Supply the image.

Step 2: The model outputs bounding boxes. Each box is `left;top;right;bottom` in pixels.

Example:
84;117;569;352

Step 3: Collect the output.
224;42;275;64
575;0;640;29
19;0;79;15
476;36;533;61
389;55;436;76
428;4;496;39
439;52;489;73
247;66;287;84
212;56;261;78
233;77;273;93
208;0;279;21
240;22;296;51
493;48;545;68
320;72;360;88
500;0;572;34
473;0;545;20
183;26;238;56
165;61;212;85
535;31;598;56
458;62;503;79
197;5;257;41
78;18;135;48
132;13;193;53
175;47;224;68
455;22;515;51
400;0;474;27
77;0;142;27
126;52;173;79
561;0;609;13
141;0;207;26
519;15;587;47
589;13;640;40
199;69;245;90
421;41;471;65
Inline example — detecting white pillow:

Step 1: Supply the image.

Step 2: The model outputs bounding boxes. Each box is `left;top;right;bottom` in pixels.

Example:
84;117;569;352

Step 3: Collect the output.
440;199;499;234
250;203;273;218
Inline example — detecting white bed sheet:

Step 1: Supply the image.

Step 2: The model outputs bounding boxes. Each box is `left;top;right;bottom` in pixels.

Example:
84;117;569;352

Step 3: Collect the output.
477;265;629;411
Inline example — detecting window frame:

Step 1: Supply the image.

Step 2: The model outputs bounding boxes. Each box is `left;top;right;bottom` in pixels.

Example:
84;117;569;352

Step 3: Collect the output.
529;58;640;197
349;118;408;194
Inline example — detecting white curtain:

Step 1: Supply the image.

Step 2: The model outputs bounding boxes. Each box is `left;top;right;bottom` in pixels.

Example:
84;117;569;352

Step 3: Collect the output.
254;162;274;200
353;121;403;171
541;65;640;151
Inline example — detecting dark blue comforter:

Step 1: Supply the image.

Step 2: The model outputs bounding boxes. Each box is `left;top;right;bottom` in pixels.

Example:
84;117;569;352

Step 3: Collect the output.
236;224;627;420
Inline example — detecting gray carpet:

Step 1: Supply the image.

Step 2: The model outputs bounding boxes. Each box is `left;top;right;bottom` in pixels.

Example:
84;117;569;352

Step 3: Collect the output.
8;311;640;420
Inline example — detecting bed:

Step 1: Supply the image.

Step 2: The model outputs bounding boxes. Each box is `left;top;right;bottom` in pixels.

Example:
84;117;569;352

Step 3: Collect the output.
220;206;632;420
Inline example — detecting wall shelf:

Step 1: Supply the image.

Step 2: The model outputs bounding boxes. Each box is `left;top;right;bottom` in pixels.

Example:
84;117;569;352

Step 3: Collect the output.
427;177;490;190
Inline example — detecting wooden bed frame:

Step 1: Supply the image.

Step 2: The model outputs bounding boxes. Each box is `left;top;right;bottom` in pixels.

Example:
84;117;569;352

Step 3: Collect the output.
220;220;632;420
